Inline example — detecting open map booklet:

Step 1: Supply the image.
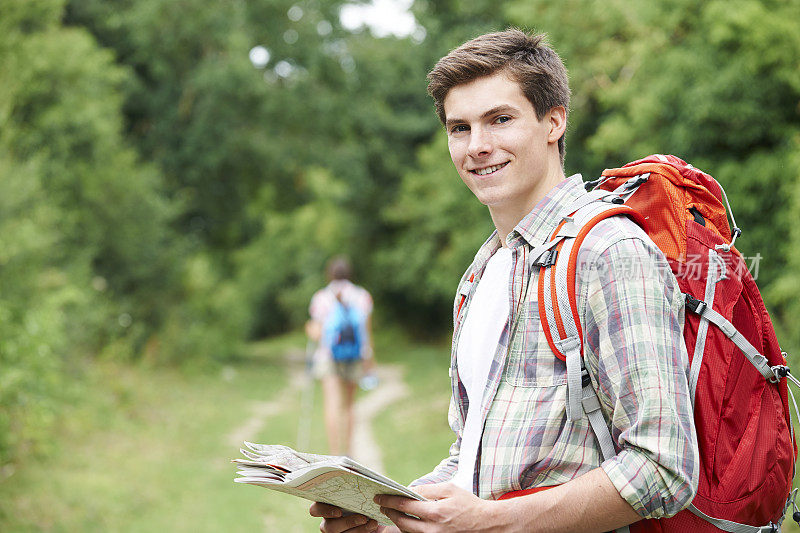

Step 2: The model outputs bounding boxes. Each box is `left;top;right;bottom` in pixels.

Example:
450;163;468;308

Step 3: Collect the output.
233;442;424;526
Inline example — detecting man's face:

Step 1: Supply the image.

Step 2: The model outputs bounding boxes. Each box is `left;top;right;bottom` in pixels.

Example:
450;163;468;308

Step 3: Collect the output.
443;72;561;225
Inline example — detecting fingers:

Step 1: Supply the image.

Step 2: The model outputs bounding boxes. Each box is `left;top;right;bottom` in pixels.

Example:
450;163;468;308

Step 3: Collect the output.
374;495;429;518
309;503;380;533
375;495;414;512
412;482;456;499
378;506;424;533
310;502;343;519
319;515;380;533
374;495;432;532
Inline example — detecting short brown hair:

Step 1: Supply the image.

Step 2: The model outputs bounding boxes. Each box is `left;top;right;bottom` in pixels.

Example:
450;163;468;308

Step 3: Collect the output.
427;29;571;163
326;255;352;281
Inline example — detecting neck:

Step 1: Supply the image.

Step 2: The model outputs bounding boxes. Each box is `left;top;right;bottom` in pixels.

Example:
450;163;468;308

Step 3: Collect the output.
490;166;566;246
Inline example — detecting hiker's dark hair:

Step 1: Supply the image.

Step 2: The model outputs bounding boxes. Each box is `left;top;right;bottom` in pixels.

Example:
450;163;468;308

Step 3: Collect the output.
427;28;571;164
326;255;352;281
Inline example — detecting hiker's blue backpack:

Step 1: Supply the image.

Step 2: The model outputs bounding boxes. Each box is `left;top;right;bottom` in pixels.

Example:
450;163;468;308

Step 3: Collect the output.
324;300;364;362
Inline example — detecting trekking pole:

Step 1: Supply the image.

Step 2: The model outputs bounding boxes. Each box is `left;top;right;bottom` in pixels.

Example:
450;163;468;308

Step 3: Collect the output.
296;340;316;450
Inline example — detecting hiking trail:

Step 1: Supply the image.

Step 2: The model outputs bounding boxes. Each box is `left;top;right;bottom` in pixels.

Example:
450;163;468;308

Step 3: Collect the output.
227;349;409;474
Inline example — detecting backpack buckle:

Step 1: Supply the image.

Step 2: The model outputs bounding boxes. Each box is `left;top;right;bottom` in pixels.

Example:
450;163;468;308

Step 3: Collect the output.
581;368;591;388
622;173;650;191
532;249;558;267
601;194;625;204
770;365;791;384
685;294;707;315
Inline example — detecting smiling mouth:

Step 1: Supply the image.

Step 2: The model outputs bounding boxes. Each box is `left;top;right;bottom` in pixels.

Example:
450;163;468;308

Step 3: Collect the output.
470;162;509;176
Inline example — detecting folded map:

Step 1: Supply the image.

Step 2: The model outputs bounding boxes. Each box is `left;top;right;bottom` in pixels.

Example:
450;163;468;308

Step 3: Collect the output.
233;442;424;526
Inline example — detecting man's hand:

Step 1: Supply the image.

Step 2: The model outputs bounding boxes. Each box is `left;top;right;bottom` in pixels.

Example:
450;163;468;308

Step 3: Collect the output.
375;483;501;533
309;502;400;533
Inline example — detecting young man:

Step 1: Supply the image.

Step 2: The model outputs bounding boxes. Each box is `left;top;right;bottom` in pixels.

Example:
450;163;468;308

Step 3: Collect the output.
312;29;698;532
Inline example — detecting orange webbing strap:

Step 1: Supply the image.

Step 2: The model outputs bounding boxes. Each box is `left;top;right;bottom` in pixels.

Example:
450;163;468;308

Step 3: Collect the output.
498;485;556;500
539;263;564;361
563;206;646;345
456;272;475;323
539;205;646;361
539;219;571;361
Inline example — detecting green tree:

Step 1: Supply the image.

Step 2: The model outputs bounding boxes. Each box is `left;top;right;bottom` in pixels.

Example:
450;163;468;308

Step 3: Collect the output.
377;135;494;331
67;0;450;333
0;0;181;464
506;0;800;292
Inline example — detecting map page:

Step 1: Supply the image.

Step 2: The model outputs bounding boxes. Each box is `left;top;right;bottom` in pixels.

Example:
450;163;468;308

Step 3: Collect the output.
233;443;424;526
236;465;422;525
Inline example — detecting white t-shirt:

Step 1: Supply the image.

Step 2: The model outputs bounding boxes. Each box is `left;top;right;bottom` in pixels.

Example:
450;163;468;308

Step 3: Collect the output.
451;247;513;492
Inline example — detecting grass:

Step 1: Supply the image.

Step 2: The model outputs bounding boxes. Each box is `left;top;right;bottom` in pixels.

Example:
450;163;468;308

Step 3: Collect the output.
2;327;797;532
0;329;454;532
370;329;454;485
0;331;324;532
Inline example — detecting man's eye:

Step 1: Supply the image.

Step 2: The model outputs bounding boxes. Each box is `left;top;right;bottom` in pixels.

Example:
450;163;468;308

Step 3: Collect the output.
495;115;511;124
450;124;469;134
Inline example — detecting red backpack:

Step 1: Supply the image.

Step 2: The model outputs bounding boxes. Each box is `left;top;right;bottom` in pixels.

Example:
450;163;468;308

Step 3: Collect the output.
536;155;797;532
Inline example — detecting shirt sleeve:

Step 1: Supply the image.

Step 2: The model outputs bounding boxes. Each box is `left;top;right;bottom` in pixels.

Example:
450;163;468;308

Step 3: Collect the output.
410;395;462;486
309;290;328;322
413;266;474;487
581;234;699;519
359;287;374;316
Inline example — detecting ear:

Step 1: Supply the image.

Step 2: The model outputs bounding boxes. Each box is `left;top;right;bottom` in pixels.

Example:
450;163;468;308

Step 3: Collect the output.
547;106;567;144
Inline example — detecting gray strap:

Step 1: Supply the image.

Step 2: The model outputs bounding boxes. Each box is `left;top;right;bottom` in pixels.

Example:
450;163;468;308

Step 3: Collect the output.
581;376;629;533
551;201;621;342
526;219;581;268
582;384;616;461
689;250;725;406
610;173;651;202
525;201;593;268
787;385;798;445
539;263;562;347
558;336;583;420
527;238;565;270
690;304;775;381
557;189;617;220
688;504;780;533
458;276;473;297
553;234;580;338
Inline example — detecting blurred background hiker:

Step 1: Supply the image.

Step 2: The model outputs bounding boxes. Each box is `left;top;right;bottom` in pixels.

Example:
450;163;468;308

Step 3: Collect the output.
306;255;376;456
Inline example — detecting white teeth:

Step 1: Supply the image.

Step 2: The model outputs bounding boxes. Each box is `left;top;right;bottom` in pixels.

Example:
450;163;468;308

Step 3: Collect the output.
474;162;508;176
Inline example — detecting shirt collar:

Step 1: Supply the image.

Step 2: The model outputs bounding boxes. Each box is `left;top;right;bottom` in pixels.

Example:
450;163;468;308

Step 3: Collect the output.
509;173;585;248
469;174;585;274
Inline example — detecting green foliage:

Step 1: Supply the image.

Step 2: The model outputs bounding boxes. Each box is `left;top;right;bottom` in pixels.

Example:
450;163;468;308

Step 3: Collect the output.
0;150;69;466
0;0;184;465
5;0;800;488
154;254;250;365
768;140;800;356
235;167;358;336
377;135;494;329
506;0;800;291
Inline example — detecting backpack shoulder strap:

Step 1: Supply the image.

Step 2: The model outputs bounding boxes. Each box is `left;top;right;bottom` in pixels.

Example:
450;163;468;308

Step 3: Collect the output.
537;198;645;362
535;194;642;533
536;195;645;426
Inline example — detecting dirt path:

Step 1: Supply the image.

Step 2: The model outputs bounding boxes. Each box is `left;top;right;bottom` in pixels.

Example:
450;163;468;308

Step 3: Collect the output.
226;349;307;448
227;350;408;475
350;364;409;472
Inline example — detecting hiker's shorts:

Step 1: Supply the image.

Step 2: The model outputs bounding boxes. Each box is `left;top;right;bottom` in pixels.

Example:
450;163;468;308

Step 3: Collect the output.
314;357;362;383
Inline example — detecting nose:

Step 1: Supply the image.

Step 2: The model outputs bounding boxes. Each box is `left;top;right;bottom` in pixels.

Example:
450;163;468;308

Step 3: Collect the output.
467;127;493;158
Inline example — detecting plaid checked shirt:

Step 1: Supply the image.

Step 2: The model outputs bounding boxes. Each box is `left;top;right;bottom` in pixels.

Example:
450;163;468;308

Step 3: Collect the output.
412;174;699;519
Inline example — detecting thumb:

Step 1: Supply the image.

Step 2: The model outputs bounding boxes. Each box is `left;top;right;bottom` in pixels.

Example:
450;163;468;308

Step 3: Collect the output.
413;482;459;500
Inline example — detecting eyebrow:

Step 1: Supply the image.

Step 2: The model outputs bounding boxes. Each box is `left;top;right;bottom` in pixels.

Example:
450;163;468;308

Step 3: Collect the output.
445;104;518;129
